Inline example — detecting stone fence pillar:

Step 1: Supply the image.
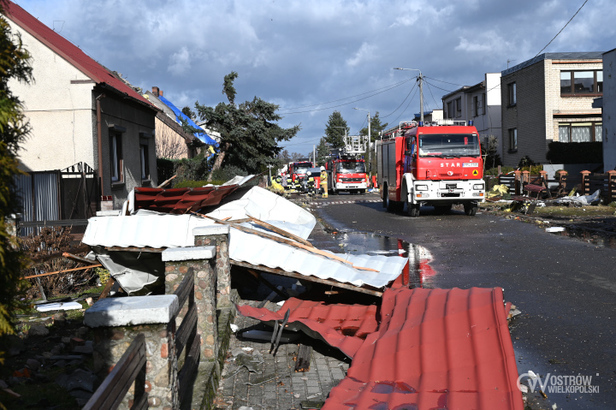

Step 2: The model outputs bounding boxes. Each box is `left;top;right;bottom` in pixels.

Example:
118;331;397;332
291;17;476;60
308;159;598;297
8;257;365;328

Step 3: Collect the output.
162;246;218;361
85;295;180;409
193;225;232;309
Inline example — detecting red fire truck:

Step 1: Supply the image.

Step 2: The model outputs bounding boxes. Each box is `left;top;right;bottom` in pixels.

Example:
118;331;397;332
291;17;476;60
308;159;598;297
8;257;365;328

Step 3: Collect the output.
284;161;313;191
326;155;368;194
377;120;485;216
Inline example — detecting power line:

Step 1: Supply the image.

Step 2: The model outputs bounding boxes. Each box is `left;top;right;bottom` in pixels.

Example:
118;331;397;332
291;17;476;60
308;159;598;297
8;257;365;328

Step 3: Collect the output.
279;78;413;115
381;82;418;118
535;0;589;57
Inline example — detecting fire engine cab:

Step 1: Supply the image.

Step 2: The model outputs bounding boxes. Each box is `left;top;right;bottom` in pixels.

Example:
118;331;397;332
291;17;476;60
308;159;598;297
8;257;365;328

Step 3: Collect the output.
377;120;485;216
326;155;368;194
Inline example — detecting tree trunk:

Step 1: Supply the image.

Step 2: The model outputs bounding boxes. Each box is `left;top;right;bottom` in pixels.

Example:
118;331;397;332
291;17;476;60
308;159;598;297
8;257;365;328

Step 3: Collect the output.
207;149;226;182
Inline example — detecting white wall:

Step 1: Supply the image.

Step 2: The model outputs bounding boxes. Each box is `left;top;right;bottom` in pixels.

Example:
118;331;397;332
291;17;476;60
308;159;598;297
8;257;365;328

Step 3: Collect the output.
7;19;96;172
603;49;616;171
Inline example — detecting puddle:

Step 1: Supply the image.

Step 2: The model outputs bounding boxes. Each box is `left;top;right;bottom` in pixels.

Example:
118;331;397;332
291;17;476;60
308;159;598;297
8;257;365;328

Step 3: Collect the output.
546;226;616;249
327;231;437;288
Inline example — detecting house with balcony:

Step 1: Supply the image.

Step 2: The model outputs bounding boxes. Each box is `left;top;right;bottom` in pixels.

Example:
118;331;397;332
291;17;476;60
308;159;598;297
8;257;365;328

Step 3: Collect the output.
500;52;603;168
442;73;502;166
4;1;159;225
601;49;616;171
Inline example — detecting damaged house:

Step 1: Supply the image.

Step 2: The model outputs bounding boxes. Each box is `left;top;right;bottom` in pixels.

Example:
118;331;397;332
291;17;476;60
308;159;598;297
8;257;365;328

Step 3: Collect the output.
5;1;159;226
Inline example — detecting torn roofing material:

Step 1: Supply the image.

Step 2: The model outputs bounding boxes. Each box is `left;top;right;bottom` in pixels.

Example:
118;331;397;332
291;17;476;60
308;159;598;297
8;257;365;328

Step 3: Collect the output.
237;298;378;358
323;287;523;410
128;184;239;214
229;228;407;289
238;287;523;409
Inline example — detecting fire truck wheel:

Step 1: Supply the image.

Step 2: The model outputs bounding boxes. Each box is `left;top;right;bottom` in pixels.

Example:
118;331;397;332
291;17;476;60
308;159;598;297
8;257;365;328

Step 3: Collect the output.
408;204;420;217
464;202;478;216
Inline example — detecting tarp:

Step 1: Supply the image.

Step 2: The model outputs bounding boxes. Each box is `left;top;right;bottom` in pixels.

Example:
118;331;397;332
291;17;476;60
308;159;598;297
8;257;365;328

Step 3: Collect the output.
158;95;218;147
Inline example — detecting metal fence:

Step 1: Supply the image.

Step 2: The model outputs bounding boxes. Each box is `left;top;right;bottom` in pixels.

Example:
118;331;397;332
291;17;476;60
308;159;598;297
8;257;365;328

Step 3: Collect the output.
14;162;98;236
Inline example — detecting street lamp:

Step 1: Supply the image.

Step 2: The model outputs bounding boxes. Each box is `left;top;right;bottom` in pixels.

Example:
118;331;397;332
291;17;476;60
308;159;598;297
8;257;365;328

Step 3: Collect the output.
394;67;424;123
353;107;371;174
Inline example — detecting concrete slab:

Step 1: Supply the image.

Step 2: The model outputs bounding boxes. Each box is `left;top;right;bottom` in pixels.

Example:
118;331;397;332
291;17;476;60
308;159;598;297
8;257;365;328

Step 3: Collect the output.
161;246;216;262
84;295;179;328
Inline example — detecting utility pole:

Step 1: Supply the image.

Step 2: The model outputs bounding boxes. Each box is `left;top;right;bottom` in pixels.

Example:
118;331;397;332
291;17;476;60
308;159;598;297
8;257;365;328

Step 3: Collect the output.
394;67;423;123
354;108;371;173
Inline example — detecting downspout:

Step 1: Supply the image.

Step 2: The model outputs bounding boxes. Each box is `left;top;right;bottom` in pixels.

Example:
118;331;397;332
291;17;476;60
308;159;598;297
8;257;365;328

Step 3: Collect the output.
96;94;105;199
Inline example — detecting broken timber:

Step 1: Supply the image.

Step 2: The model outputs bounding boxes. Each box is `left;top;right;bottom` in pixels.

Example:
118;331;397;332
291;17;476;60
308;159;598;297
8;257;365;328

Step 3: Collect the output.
232;260;383;297
201;213;378;273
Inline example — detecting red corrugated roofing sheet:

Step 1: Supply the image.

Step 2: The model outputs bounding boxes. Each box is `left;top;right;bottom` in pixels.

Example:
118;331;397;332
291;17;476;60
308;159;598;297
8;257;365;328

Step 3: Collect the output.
239;287;523;409
4;1;153;107
323;287;523;410
237;298;378;358
132;185;239;214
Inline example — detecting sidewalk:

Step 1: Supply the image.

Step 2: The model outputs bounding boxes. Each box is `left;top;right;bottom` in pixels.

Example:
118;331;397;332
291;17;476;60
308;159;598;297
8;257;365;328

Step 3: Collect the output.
214;300;350;410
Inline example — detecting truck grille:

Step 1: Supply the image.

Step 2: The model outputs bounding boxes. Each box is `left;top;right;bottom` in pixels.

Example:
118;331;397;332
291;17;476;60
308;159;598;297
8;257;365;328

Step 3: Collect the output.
341;178;365;182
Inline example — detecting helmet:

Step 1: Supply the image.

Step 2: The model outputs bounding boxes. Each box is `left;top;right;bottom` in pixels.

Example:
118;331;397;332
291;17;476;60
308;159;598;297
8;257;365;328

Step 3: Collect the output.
320;166;325;171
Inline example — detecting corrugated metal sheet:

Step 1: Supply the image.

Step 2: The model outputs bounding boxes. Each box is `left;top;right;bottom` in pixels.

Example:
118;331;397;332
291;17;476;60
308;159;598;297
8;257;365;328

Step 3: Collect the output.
83;187;406;291
229;229;407;288
130;185;239;214
237;298;378;358
323;287;523;410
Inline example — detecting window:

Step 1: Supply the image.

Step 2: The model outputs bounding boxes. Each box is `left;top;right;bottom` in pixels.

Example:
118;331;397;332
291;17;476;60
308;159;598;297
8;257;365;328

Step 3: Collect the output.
446;101;454;119
560;70;603;95
508;82;516;106
140;140;150;180
110;131;123;183
473;95;479;117
558;122;602;142
482;93;486;115
455;97;462;117
508;128;517;151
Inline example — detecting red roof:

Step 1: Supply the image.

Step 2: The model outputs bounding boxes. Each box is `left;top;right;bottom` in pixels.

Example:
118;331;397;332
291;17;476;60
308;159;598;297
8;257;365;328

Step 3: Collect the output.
239;287;523;409
4;1;153;107
237;298;378;358
132;185;240;214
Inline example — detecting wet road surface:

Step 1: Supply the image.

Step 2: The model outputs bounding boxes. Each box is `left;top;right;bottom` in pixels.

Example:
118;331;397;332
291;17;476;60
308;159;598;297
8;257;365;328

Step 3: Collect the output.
306;192;616;409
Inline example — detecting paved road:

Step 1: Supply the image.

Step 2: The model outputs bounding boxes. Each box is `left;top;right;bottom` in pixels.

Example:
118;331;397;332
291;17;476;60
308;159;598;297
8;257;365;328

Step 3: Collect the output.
308;192;616;409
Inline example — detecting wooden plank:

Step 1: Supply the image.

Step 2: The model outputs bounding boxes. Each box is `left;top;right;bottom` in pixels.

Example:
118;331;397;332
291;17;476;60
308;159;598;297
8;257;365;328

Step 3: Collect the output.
23;263;101;279
247;215;314;247
204;214;377;272
173;268;195;308
83;333;147;410
295;344;312;372
98;277;116;300
176;303;198;358
178;330;201;406
231;260;383;297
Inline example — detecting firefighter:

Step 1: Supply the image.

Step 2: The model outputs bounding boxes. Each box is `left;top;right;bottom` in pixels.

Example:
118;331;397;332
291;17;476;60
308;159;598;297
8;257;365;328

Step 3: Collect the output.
320;166;328;198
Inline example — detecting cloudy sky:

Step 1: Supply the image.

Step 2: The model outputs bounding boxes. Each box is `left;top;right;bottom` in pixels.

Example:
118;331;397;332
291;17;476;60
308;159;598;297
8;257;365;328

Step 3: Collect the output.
13;0;615;155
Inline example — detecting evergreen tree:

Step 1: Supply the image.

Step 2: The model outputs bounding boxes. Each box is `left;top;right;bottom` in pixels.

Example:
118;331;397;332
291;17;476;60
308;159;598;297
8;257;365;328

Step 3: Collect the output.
195;72;300;180
316;137;330;166
0;4;33;347
324;111;349;149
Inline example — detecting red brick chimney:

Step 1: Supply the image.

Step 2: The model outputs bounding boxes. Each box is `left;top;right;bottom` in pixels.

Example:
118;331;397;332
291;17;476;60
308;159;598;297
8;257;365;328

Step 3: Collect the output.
152;86;162;97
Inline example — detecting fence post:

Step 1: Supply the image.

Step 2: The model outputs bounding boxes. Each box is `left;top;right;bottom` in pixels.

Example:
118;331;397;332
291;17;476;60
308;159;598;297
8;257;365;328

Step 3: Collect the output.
580;170;591;196
162;246;218;361
607;170;616;203
514;170;522;195
85;295;180;409
539;170;548;187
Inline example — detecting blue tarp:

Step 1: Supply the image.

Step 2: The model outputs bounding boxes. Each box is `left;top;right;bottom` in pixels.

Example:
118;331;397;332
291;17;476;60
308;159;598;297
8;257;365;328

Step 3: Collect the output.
159;95;219;148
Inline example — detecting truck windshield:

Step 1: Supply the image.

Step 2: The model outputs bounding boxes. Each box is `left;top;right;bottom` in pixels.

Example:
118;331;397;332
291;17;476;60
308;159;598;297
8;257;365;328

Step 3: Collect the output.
337;161;366;174
294;163;312;174
418;134;480;158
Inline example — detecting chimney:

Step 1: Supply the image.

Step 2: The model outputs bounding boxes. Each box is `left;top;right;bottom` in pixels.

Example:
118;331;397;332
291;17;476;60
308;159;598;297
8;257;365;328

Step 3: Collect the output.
152;86;160;97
